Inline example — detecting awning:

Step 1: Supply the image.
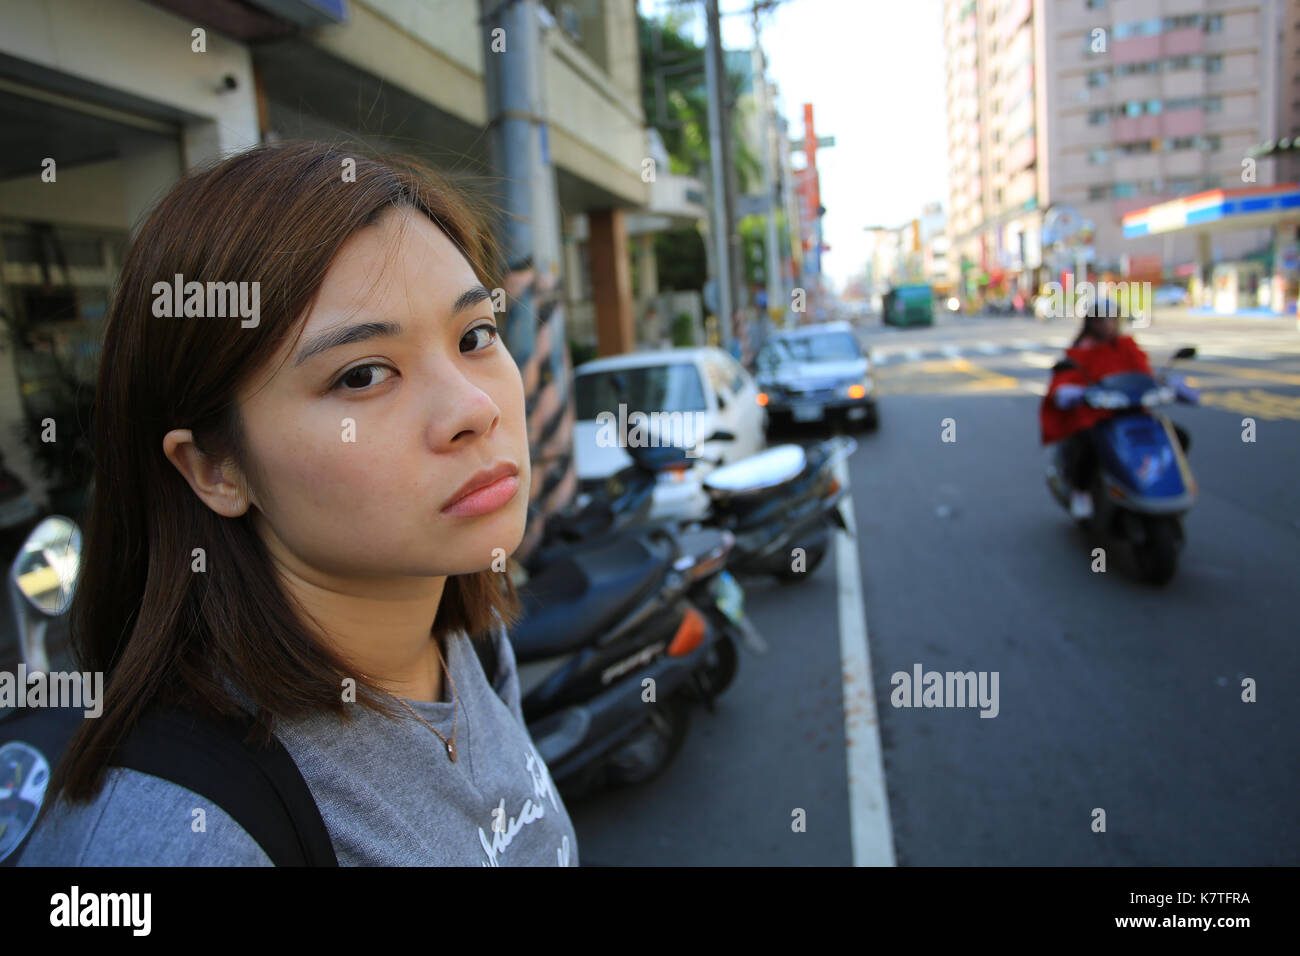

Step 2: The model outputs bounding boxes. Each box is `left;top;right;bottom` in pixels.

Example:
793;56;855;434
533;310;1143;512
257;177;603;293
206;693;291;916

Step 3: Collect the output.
1122;184;1300;238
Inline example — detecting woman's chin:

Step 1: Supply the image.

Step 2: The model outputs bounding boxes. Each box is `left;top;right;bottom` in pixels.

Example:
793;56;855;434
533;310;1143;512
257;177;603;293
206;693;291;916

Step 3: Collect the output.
445;516;526;568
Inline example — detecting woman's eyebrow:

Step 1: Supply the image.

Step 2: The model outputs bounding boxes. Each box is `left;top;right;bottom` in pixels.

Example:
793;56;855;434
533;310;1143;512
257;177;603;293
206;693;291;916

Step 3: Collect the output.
294;285;492;367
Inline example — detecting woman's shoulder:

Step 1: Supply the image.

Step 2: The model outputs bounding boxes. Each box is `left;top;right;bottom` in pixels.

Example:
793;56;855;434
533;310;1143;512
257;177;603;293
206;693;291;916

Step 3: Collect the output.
16;767;272;866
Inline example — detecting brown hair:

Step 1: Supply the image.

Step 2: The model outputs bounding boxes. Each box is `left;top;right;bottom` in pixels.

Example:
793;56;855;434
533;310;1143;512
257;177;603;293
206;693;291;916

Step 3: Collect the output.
48;140;522;805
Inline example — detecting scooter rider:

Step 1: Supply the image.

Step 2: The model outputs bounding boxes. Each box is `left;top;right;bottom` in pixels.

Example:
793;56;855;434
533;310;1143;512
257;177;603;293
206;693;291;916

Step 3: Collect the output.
1040;301;1197;519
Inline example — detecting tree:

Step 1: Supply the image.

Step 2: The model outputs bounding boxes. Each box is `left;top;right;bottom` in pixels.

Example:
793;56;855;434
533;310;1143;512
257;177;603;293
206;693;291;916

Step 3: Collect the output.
639;12;764;290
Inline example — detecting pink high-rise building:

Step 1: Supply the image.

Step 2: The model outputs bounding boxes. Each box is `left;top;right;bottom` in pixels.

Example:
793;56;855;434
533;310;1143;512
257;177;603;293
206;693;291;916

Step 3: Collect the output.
943;0;1287;300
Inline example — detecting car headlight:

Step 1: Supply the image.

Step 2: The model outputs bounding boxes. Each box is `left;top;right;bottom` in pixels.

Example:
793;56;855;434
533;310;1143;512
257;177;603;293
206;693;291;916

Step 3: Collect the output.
844;378;872;399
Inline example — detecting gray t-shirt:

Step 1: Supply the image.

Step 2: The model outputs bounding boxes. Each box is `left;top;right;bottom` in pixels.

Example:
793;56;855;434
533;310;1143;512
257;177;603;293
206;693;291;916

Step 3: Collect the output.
18;620;579;866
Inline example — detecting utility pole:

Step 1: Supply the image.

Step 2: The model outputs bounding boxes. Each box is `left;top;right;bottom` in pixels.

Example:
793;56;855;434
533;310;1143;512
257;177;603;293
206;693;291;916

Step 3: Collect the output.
478;0;573;563
752;8;780;355
776;110;801;327
703;0;734;350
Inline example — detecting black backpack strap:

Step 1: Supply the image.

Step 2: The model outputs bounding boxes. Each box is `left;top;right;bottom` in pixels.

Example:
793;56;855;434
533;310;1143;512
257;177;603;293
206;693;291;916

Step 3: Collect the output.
111;707;338;866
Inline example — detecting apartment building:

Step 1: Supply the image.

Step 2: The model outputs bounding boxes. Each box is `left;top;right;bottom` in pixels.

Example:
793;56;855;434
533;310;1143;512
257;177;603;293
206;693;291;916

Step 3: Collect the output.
943;0;1285;301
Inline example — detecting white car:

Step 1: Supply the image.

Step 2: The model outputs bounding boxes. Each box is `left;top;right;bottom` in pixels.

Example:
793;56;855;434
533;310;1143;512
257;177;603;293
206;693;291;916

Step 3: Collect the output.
572;347;767;519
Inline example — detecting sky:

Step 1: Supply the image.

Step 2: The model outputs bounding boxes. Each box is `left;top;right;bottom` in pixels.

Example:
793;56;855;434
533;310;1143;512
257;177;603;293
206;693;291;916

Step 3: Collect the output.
637;0;950;292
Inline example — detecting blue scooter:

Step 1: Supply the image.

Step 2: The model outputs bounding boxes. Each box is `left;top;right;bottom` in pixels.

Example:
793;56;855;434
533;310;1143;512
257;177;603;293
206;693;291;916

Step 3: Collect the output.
1046;347;1199;585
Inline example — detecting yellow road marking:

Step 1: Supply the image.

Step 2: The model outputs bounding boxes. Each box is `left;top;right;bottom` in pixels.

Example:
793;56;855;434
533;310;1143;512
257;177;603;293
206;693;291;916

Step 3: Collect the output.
1198;389;1300;421
876;356;1026;395
1181;361;1300;387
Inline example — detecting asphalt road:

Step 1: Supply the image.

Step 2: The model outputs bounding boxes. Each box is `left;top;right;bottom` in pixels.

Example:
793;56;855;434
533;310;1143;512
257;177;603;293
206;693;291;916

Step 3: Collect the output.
568;311;1300;866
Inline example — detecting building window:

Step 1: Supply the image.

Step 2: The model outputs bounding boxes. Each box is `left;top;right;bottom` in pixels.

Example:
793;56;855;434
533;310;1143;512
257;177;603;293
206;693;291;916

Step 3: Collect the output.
1204;14;1223;33
1085;0;1106;9
1089;148;1109;164
1087;69;1109;87
1206;55;1223;73
1088;184;1108;200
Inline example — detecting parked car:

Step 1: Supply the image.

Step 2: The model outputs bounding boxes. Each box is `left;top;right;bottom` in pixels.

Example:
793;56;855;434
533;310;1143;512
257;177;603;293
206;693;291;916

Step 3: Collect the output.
572;347;767;520
754;321;878;433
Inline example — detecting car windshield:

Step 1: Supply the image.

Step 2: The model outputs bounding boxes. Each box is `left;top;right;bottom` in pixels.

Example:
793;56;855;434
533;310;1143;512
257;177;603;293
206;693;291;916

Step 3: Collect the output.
575;363;708;419
761;331;860;365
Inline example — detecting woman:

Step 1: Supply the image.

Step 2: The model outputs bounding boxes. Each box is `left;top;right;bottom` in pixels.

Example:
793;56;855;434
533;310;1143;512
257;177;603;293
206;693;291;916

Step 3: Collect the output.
19;141;578;866
1040;305;1153;519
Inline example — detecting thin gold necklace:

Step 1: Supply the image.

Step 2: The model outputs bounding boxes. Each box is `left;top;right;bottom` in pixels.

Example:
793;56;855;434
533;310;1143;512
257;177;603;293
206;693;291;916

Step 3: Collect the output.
390;637;460;763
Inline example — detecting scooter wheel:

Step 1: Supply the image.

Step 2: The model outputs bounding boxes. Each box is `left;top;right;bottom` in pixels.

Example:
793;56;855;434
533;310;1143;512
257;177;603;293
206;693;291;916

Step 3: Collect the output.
773;538;828;581
602;696;692;789
696;632;739;699
1135;516;1180;586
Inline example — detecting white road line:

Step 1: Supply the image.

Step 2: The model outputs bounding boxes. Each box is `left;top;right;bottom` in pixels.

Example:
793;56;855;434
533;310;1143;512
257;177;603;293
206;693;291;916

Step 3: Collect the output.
1019;380;1048;396
903;348;923;361
1012;338;1035;349
833;453;896;867
940;345;962;358
1018;352;1057;369
975;342;1000;354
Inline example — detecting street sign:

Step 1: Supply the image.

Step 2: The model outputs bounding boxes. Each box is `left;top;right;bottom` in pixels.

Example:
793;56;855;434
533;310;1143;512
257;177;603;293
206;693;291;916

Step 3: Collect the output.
736;193;773;218
789;136;835;151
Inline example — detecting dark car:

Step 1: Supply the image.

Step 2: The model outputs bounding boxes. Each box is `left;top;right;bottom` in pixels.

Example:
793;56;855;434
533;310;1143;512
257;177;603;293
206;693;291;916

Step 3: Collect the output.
754;321;878;434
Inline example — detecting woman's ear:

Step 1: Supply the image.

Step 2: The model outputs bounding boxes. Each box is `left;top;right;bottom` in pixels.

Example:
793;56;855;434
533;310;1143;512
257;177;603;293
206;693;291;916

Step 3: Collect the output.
162;429;255;517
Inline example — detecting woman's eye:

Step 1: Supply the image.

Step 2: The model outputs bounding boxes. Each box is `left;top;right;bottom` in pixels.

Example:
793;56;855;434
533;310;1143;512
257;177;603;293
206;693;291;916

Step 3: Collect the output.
332;364;394;392
461;322;500;353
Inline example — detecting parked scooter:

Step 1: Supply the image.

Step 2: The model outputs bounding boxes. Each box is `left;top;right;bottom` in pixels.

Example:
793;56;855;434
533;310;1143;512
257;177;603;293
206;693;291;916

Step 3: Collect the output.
1045;347;1200;585
510;519;753;800
1;515;84;865
538;442;686;552
693;436;855;581
539;437;857;584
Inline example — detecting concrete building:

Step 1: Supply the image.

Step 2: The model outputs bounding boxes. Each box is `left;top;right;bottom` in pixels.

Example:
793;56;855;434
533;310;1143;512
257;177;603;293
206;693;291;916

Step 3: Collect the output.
0;0;653;551
943;0;1286;306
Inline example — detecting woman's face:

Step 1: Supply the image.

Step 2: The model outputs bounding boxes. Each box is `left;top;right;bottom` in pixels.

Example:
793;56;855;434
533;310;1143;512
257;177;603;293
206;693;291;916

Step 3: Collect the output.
234;206;530;582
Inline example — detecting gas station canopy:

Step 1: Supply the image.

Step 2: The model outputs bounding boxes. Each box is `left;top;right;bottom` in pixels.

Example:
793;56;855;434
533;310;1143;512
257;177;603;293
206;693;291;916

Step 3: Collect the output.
1122;183;1300;238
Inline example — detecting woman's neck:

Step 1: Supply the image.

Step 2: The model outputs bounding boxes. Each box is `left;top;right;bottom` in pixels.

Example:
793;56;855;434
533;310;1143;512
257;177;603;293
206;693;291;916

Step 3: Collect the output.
261;537;450;702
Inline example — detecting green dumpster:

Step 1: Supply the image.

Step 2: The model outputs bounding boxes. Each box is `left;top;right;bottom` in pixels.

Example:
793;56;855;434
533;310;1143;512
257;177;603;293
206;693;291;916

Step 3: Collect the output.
883;284;934;326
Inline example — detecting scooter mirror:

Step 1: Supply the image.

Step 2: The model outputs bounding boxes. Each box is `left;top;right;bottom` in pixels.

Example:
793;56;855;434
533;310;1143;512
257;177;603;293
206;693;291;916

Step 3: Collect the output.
1052;358;1079;373
1173;346;1196;360
10;516;82;617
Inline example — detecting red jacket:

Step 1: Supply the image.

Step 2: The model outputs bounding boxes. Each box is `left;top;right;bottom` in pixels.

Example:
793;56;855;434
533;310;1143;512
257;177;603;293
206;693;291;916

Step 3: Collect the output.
1039;335;1153;445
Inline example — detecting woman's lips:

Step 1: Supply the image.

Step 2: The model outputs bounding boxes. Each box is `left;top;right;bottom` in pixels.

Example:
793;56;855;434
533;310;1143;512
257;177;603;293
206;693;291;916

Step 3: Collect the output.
441;475;520;517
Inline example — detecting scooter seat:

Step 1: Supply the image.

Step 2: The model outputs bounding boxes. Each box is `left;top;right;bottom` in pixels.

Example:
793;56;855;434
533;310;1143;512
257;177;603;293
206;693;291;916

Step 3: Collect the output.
510;532;668;661
704;444;806;497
